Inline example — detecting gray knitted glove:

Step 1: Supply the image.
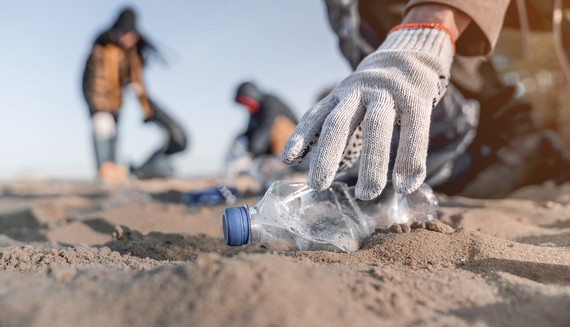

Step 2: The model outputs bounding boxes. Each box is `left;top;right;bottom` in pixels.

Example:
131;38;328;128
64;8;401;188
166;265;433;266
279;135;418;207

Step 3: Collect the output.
282;26;454;199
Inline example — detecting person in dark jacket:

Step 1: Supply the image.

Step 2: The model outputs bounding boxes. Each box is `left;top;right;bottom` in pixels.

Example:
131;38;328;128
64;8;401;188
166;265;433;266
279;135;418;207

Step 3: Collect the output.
82;7;187;183
224;81;305;191
234;82;298;159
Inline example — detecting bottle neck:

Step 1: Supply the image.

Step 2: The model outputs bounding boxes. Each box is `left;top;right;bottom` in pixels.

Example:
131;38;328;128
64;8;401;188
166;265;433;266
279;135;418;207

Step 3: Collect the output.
248;206;261;244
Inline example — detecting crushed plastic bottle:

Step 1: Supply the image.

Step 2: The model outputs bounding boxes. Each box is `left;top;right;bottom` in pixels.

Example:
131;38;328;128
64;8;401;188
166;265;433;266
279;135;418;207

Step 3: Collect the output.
222;181;438;252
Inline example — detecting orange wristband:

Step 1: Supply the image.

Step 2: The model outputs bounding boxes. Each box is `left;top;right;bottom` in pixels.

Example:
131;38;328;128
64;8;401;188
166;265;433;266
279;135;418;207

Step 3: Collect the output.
389;23;455;49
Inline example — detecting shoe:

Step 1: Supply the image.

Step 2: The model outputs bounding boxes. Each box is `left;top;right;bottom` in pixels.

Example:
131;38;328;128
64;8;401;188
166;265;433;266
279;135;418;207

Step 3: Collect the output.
98;162;129;185
460;130;570;198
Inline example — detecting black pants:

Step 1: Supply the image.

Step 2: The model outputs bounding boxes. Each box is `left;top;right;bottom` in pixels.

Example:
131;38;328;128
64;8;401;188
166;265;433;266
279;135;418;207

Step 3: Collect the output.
89;98;188;179
130;98;189;179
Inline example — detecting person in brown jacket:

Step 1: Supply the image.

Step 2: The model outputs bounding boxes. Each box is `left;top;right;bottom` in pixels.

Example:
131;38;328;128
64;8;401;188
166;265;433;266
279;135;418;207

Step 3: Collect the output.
282;0;570;199
82;8;187;183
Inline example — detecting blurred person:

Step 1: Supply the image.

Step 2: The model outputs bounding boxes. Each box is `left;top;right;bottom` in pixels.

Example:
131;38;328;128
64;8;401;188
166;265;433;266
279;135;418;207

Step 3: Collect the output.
281;0;570;199
82;7;187;183
223;82;303;191
234;81;298;159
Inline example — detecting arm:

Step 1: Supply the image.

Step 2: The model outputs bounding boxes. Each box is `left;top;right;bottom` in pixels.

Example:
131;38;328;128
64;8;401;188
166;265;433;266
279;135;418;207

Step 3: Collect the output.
128;50;153;121
406;0;510;55
402;4;471;41
83;45;110;111
283;3;471;199
248;112;273;156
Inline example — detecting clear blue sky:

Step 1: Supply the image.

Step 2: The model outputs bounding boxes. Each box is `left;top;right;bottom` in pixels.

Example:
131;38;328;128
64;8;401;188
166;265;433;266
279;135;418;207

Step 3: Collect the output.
0;1;351;180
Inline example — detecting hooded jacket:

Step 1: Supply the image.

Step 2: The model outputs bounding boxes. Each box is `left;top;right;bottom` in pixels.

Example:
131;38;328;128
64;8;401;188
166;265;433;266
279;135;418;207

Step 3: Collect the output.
236;82;299;157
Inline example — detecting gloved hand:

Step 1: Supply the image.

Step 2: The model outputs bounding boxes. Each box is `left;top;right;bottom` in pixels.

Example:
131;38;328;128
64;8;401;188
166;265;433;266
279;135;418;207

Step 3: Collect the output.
143;113;154;124
282;25;454;199
130;83;154;123
141;99;154;123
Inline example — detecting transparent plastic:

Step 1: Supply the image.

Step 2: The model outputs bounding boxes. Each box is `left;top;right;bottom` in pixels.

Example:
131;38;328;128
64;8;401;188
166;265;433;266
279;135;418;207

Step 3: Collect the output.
247;182;369;252
354;183;438;228
227;180;438;252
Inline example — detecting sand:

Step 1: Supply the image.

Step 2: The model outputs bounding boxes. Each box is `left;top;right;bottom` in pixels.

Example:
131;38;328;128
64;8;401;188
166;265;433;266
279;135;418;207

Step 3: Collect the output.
1;178;570;327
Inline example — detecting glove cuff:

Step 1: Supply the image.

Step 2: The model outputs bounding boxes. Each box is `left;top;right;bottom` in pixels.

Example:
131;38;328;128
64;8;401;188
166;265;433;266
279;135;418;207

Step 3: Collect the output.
381;24;455;59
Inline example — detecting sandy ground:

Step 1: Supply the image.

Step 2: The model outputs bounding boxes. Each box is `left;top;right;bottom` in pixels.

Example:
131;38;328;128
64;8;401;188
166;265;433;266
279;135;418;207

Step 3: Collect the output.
1;177;570;327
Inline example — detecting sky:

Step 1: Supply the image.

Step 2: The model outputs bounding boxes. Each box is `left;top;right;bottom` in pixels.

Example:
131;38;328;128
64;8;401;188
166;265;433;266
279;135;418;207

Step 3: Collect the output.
0;1;351;181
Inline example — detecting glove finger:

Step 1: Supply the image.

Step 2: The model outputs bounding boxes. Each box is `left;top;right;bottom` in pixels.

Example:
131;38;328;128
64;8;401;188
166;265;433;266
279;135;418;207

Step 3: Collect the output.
355;91;396;200
337;123;363;173
393;101;432;194
282;95;337;165
309;91;364;190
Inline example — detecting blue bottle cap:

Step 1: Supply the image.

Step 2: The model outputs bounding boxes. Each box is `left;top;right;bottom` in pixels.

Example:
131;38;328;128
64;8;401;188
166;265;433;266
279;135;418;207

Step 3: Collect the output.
222;206;251;246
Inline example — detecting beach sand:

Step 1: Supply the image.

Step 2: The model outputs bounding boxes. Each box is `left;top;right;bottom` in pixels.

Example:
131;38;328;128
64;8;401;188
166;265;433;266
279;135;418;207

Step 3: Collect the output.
1;177;569;326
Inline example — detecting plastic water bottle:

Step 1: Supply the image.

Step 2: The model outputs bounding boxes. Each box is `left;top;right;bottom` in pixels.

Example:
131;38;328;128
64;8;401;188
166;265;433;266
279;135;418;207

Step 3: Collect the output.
182;185;240;206
222;181;437;252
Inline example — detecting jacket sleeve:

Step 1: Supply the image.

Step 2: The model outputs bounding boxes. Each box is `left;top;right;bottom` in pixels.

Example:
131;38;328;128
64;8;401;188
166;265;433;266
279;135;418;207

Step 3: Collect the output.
251;96;298;157
83;44;124;113
128;50;153;120
83;45;111;111
405;0;511;56
248;114;273;156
